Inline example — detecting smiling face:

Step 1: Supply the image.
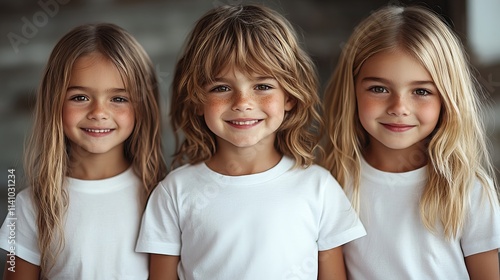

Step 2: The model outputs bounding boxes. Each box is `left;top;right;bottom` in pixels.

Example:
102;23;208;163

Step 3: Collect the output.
355;49;442;167
201;67;295;153
62;52;135;160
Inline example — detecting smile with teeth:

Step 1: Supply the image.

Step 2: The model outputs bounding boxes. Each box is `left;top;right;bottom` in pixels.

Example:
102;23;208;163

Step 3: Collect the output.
228;120;260;125
83;128;112;133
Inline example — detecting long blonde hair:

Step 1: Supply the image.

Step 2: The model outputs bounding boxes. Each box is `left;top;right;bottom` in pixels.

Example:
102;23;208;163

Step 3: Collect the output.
321;5;499;238
25;23;167;277
170;4;322;168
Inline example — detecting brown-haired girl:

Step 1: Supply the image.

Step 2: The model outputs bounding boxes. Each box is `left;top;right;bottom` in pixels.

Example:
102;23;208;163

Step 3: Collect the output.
136;4;365;280
0;23;167;279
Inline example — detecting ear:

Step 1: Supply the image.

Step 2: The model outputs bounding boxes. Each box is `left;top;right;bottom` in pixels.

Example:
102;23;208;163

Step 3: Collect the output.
284;95;297;111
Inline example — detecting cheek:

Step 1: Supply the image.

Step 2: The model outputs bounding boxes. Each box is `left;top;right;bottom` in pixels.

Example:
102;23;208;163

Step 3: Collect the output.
419;102;441;127
115;107;135;128
356;96;377;122
61;105;81;142
260;94;275;105
262;95;287;115
204;97;229;112
202;99;224;129
62;104;79;128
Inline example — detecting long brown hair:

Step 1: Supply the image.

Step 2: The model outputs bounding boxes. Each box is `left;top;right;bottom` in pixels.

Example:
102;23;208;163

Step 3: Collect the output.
25;23;167;277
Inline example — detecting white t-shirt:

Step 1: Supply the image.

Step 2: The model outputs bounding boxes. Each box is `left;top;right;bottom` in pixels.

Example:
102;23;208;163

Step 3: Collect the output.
0;167;149;280
343;158;500;280
136;156;366;280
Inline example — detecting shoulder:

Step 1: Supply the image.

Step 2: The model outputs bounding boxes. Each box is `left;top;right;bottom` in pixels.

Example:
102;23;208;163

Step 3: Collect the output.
155;163;206;191
16;187;32;197
302;163;334;175
460;176;500;256
16;187;34;206
294;162;339;181
167;162;204;176
469;176;499;208
285;162;342;192
7;187;37;224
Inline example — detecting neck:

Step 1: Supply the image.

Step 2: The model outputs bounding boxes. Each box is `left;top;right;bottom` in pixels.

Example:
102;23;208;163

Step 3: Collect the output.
206;143;282;176
67;148;130;180
363;141;428;173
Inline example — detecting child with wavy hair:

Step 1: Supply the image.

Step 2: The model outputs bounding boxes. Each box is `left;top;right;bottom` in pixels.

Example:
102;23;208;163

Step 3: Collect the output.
321;5;500;279
0;23;167;279
136;4;365;279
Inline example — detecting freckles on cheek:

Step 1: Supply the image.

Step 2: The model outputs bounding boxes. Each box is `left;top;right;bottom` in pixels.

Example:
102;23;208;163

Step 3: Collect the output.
206;97;230;107
266;94;285;104
204;97;232;115
261;95;283;110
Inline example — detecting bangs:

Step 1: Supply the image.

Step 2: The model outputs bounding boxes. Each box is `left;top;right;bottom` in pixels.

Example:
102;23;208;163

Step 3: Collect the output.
196;19;291;87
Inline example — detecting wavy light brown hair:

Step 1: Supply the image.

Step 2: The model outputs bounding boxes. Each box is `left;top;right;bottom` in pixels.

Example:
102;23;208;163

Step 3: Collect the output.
25;23;167;277
321;5;499;239
170;4;322;168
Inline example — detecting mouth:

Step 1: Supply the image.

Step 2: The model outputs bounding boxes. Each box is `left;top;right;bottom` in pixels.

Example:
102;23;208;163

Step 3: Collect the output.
227;120;261;126
381;123;415;132
82;128;113;133
226;119;263;128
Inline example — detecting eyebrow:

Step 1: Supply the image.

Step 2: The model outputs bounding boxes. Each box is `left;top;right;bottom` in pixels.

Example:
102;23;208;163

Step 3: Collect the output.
360;77;436;86
66;86;127;93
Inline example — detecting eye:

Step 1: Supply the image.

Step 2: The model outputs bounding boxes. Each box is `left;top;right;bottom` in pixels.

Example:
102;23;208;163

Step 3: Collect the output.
112;96;129;102
209;85;230;92
69;95;89;102
369;86;388;93
414;88;431;96
255;84;272;91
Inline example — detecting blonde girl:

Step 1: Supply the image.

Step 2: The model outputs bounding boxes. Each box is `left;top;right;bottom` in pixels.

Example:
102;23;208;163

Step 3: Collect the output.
136;4;365;280
0;23;167;279
321;5;500;279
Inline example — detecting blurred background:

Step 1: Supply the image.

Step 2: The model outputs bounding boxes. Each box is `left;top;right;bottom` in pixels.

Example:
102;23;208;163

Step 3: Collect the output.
0;0;499;274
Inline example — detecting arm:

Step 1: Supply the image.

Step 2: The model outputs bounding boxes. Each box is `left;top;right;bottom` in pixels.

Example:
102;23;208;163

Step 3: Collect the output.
318;246;347;280
149;254;179;280
464;249;500;280
3;256;40;280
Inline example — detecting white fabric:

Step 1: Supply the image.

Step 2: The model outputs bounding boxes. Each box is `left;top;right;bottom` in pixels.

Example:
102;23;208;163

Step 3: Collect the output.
344;157;500;280
0;167;149;280
136;156;366;280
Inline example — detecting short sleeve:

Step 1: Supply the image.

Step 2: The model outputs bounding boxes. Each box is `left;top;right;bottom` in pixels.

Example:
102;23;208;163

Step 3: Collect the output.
317;175;366;251
460;180;500;256
135;181;182;255
0;188;41;265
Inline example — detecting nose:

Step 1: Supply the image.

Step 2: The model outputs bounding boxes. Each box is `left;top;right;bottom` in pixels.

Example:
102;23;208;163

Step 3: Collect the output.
87;100;109;120
231;91;253;112
387;94;410;116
